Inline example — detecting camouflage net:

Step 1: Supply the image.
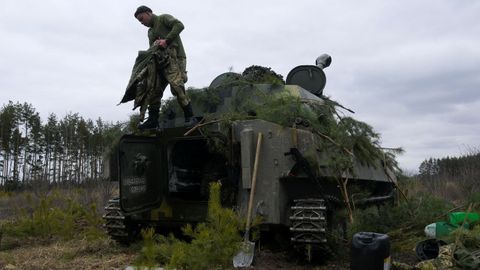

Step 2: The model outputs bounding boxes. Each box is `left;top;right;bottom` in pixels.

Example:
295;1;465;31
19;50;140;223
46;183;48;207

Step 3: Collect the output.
242;65;285;85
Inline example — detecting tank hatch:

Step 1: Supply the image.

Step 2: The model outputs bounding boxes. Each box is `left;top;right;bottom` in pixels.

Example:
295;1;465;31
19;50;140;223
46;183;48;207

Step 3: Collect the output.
286;54;332;97
286;66;326;96
209;72;243;89
118;135;163;213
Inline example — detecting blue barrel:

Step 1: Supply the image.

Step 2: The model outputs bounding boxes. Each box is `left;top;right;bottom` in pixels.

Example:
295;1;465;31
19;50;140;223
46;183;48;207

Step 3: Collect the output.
350;232;391;270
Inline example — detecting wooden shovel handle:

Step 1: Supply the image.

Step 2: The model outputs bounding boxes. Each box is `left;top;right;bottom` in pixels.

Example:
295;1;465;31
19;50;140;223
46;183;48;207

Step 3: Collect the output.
245;132;262;233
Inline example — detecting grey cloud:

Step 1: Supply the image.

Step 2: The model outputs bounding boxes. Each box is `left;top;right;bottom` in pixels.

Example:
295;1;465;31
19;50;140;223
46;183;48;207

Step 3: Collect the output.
1;0;479;172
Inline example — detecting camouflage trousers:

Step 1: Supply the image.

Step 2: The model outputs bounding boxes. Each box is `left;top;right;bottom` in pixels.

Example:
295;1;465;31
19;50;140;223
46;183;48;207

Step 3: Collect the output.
149;47;190;110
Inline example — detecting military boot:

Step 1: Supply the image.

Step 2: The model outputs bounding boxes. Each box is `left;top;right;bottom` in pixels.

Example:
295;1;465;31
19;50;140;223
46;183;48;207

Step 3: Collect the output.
182;103;197;124
138;107;159;130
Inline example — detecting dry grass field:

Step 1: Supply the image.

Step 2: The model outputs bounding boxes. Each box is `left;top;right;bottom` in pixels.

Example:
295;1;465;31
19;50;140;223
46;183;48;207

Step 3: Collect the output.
0;178;478;270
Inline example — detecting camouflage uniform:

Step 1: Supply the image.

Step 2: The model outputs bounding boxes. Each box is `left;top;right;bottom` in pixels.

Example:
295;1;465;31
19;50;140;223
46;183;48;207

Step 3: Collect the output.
391;244;456;270
120;46;169;121
415;244;455;269
147;14;190;110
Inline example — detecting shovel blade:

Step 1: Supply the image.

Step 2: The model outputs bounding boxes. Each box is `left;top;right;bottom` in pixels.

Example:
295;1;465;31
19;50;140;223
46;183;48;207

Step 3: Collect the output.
233;241;255;268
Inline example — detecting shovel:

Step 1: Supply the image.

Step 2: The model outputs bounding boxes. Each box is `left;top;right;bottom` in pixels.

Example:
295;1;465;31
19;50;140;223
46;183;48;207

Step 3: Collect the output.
233;132;263;268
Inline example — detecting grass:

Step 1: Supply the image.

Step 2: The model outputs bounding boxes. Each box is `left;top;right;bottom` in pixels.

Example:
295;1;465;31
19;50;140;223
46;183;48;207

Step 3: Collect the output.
0;181;115;243
1;170;478;269
0;238;135;270
0;182;138;269
1;192;105;241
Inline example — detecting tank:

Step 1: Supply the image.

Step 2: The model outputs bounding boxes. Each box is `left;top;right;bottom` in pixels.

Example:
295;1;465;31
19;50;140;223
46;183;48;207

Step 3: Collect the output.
103;54;398;256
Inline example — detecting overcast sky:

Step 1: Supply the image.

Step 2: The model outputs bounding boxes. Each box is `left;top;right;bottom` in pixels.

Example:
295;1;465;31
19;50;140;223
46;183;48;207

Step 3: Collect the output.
1;0;479;172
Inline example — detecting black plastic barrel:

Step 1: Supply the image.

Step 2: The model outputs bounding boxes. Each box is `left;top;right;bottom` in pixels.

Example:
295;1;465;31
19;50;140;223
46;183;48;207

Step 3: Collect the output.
350;232;391;270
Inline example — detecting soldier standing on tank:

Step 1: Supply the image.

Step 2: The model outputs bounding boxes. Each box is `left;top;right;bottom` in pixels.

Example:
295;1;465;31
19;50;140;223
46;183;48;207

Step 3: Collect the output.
134;5;195;129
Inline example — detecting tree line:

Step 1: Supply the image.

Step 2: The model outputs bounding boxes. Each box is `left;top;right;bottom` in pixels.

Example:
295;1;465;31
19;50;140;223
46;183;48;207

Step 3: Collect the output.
418;151;480;196
0;101;127;189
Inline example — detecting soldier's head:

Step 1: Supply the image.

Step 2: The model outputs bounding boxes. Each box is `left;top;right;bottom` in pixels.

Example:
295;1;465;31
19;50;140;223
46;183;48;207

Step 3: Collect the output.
135;5;153;27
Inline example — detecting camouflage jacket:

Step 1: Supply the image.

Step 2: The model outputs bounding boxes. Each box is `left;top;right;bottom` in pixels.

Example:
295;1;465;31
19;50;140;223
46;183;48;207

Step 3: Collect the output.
148;14;186;59
120;46;169;118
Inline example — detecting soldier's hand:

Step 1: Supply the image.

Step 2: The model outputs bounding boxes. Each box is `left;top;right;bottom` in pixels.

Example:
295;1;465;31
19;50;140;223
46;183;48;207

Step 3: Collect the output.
154;39;168;48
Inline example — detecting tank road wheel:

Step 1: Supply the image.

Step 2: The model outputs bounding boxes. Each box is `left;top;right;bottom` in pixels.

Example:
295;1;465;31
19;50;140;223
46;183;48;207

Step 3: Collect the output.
289;198;328;262
103;198;139;244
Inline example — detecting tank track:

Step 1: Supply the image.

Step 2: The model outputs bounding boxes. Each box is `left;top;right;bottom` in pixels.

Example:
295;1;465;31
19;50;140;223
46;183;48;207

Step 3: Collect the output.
289;198;327;244
103;198;134;244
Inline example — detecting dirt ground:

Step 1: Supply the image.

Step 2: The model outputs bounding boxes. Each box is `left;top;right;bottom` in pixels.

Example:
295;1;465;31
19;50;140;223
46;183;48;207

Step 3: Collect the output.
0;236;423;270
249;249;349;270
0;236;357;270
